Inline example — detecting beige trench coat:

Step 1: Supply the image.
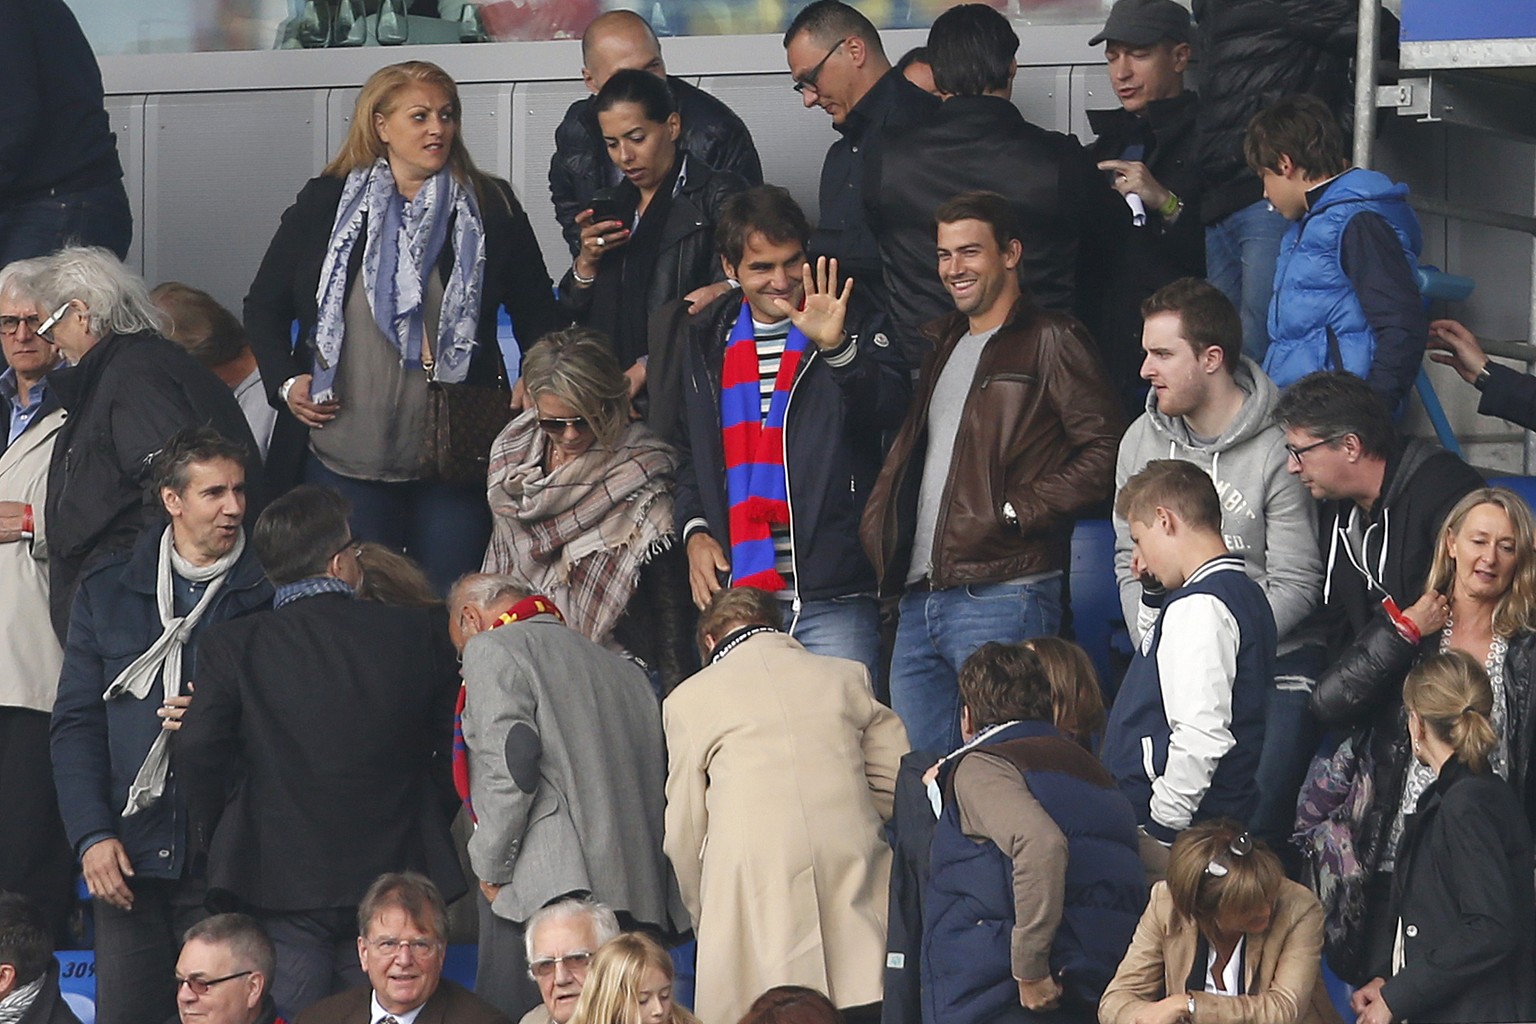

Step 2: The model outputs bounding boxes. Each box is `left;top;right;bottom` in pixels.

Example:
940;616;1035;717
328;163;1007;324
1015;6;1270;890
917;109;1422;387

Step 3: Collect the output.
663;632;909;1024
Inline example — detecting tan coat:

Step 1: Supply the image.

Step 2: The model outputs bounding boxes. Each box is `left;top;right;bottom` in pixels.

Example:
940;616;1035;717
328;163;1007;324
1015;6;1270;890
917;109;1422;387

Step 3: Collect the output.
0;406;64;712
663;632;909;1024
1099;880;1342;1024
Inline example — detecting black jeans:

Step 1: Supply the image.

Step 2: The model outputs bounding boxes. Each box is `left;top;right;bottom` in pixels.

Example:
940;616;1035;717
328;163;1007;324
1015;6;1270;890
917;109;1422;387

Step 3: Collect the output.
0;707;74;943
92;875;207;1024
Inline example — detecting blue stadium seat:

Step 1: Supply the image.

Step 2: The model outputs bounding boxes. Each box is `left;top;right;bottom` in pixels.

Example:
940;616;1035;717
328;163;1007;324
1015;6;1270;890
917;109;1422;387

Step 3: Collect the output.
1488;476;1536;509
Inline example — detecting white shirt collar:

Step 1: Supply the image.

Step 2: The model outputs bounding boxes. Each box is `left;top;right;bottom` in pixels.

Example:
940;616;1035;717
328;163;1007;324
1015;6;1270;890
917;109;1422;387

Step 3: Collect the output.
370;990;427;1024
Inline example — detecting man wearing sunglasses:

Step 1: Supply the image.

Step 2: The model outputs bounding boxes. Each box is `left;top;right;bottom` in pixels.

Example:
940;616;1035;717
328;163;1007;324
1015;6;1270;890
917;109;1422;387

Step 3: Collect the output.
174;915;281;1024
783;0;938;334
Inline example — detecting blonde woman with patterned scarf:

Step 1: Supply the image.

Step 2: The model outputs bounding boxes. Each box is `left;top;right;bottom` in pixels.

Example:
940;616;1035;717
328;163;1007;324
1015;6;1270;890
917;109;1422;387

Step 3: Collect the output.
483;327;694;691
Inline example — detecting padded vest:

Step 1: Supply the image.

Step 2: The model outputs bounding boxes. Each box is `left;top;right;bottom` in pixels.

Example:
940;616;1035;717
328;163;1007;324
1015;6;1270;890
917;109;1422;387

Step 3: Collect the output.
1263;168;1422;388
921;720;1147;1024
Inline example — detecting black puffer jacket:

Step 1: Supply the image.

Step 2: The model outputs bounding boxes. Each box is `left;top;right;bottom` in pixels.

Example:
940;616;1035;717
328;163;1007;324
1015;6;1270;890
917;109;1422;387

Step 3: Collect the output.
1191;0;1357;224
549;76;762;255
1313;617;1536;893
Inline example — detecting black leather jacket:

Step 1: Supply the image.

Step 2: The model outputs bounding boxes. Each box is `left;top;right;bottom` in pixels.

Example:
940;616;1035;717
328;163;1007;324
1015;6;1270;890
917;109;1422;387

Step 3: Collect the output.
549;76;762;255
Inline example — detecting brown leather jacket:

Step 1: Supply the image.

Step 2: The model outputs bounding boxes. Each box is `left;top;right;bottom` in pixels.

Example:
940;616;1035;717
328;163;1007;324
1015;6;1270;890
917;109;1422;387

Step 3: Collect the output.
860;297;1124;594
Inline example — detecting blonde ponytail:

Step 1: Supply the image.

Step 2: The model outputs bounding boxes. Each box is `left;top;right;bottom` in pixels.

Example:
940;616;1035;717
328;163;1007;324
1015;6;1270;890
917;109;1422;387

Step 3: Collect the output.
1403;650;1497;772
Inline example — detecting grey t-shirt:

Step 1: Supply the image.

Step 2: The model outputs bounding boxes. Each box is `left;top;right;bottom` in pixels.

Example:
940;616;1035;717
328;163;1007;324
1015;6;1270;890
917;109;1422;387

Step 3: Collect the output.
311;272;444;482
907;326;999;586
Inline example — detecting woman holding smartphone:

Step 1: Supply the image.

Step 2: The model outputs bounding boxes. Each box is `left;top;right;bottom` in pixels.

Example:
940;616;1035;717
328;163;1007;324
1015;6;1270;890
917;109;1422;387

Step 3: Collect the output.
558;68;747;421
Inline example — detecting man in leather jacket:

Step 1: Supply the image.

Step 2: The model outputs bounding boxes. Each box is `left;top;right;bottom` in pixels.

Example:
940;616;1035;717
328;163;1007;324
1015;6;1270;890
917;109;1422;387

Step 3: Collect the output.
673;186;910;685
549;10;762;256
860;191;1124;756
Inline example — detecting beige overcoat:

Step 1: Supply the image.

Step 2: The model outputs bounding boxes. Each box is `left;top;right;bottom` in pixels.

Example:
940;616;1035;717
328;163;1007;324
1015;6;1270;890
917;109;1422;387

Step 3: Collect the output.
662;631;909;1024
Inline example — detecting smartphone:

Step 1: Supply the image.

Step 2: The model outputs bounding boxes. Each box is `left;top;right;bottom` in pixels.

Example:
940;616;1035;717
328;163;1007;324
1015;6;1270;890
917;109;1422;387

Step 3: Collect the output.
587;187;627;227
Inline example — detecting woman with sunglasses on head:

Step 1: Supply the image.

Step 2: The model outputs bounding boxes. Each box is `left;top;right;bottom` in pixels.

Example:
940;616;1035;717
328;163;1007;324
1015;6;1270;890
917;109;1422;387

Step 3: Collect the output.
482;326;693;691
568;933;699;1024
1350;651;1535;1024
244;60;563;595
1306;487;1536;982
1099;821;1340;1024
557;68;747;431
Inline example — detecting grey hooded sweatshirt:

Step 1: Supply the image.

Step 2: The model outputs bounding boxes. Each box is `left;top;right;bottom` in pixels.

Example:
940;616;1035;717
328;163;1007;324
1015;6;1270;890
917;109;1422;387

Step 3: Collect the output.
1114;357;1324;654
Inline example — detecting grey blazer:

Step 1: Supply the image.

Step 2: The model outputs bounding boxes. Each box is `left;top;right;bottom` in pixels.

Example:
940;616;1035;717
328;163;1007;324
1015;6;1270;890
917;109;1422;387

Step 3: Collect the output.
461;615;681;929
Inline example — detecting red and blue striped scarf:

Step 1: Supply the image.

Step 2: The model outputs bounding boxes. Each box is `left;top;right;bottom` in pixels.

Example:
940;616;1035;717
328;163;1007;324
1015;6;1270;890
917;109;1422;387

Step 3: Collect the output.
453;594;563;822
721;301;810;592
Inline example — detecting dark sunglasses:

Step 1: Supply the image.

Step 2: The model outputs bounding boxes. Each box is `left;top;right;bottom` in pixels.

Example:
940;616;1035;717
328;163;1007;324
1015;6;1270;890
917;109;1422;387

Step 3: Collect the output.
538;416;592;435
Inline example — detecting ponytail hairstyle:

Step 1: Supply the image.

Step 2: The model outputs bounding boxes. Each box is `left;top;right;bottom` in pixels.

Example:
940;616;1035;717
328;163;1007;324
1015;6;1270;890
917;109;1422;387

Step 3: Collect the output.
1403;650;1498;773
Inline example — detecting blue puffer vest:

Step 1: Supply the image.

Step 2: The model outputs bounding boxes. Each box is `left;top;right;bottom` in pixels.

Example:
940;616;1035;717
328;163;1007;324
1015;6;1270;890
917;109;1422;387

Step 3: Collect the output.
921;720;1147;1024
1263;168;1422;388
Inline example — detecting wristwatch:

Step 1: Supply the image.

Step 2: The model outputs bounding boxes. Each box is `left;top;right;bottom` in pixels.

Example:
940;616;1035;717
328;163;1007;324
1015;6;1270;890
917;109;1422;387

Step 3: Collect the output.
1474;364;1493;392
1002;501;1019;529
1187;994;1197;1019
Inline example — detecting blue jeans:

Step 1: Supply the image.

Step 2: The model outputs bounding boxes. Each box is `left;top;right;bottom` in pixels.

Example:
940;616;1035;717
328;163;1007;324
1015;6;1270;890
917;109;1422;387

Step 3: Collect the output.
778;593;882;687
1205;199;1289;363
0;180;132;265
1252;644;1326;857
889;577;1063;755
304;458;491;595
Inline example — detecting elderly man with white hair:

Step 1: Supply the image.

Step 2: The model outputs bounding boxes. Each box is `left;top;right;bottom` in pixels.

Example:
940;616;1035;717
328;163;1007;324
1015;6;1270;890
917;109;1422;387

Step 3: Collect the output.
447;573;681;1021
20;245;261;641
518;898;621;1024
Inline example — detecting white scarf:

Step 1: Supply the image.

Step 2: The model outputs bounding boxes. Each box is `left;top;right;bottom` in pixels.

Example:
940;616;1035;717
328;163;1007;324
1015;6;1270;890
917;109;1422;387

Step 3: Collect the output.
0;976;44;1024
104;526;246;816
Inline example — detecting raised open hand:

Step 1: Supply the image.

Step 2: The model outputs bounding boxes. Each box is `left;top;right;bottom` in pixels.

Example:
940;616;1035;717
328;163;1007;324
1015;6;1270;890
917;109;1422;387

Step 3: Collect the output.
774;255;854;351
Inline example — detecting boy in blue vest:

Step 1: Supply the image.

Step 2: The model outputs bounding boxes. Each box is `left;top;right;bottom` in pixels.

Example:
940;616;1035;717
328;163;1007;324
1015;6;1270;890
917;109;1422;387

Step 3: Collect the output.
1245;94;1426;413
923;642;1145;1024
1103;460;1276;867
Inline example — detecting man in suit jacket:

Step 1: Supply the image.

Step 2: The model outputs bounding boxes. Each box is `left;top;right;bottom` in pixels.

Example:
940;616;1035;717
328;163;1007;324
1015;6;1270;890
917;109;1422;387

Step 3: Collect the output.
447;573;680;1021
663;585;909;1024
178;487;464;1021
294;874;509;1024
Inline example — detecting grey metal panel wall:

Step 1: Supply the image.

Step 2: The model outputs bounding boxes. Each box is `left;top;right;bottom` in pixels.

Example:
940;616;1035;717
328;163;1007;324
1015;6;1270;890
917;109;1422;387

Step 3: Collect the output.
510;80;593;267
142;90;331;315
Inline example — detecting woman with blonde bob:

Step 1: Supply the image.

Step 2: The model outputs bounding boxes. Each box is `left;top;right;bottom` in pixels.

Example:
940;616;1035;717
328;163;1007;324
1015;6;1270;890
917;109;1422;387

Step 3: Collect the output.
1350;652;1535;1024
1310;487;1536;980
569;933;700;1024
245;59;562;593
1099;821;1340;1024
481;326;693;689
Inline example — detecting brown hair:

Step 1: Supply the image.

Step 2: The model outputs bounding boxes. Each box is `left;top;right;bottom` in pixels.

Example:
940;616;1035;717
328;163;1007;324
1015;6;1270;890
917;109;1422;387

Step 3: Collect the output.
697;586;782;659
1165;820;1284;932
715;186;811;268
1115;459;1222;534
1022;637;1106;748
323;61;493;207
355;543;439;607
1403;650;1499;774
957;642;1053;732
935;189;1020;250
355;872;448;944
1141;277;1242;373
1243;93;1349;179
150;281;247;367
739;986;845;1024
1424;488;1536;638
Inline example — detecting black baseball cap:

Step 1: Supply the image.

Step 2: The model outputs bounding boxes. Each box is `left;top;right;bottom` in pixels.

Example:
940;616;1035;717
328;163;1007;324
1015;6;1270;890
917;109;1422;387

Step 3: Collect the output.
1089;0;1192;46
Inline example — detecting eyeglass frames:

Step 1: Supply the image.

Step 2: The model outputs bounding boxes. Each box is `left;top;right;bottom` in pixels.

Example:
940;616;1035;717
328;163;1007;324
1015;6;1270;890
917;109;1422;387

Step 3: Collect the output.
792;38;847;94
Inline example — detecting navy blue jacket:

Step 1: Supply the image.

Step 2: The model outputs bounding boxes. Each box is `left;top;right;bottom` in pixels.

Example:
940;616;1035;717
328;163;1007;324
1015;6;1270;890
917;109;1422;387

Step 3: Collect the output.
50;529;272;879
923;721;1146;1024
1102;556;1274;843
672;290;910;602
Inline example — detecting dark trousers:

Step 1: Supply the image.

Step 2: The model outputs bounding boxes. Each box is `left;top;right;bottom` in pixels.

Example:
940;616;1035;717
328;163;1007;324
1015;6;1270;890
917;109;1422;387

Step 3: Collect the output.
259;907;367;1021
0;180;132;266
304;458;491;595
92;875;207;1024
0;707;74;943
474;893;541;1021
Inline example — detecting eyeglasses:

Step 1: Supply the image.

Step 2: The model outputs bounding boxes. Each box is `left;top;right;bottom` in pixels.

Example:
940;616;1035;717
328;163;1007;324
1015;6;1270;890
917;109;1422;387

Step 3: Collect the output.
1205;832;1254;877
176;971;253;996
537;416;592;436
0;314;42;336
792;38;846;94
528;951;594;979
1284;434;1343;464
35;301;74;340
367;937;441;958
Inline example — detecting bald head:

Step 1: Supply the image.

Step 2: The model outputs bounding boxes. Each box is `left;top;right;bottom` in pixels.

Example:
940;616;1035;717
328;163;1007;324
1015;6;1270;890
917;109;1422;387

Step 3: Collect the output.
581;11;665;92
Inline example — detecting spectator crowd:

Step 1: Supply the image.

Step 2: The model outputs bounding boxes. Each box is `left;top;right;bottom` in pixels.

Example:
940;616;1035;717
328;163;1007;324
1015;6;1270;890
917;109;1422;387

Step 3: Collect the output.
5;2;1536;1024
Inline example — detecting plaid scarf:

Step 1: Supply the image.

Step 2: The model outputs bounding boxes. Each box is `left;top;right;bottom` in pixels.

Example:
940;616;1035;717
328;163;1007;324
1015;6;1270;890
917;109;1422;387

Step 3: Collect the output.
483;411;676;645
720;302;810;592
453;594;564;821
